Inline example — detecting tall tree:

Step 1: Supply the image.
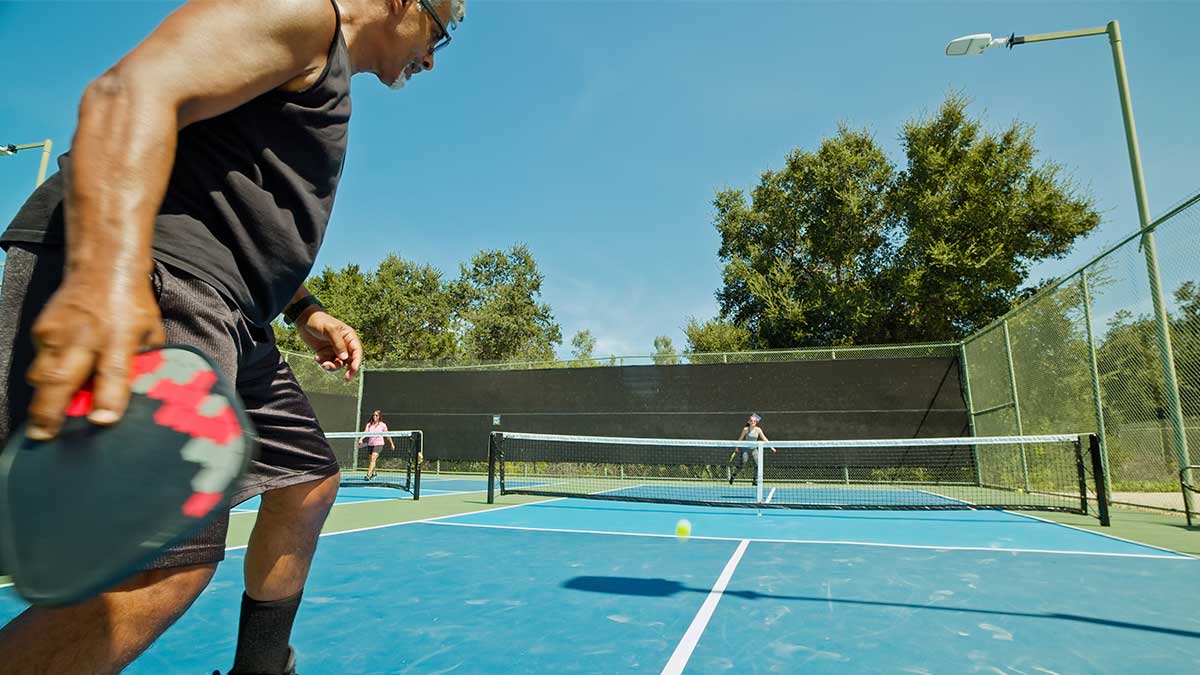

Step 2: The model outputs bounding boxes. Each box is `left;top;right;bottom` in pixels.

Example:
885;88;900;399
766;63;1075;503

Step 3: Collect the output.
710;94;1100;348
275;254;458;364
889;94;1099;339
715;124;896;347
455;245;562;362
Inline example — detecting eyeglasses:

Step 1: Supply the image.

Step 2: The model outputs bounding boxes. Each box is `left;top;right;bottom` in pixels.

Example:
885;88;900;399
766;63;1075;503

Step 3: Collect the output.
418;0;452;54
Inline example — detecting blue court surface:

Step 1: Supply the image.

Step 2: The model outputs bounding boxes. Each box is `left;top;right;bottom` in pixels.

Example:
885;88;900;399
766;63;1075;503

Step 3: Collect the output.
2;497;1197;673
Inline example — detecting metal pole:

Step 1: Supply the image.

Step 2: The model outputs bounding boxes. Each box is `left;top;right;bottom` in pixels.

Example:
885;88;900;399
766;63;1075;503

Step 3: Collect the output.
354;361;366;440
1002;320;1029;489
959;342;982;485
35;139;52;187
1107;22;1190;512
2;140;54;188
1079;270;1113;499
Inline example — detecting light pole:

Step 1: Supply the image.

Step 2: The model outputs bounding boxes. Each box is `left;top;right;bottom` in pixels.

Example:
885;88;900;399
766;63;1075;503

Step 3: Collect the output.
947;21;1191;510
1;138;54;188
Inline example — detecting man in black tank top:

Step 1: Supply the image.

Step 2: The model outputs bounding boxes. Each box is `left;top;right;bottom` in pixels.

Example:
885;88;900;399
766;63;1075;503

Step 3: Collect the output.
0;1;465;673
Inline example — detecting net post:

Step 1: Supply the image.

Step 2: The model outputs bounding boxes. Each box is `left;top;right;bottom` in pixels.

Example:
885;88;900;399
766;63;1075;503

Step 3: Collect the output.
412;431;422;500
351;431;360;473
487;432;498;504
1074;436;1088;515
755;443;764;504
1181;467;1193;528
1088;434;1111;526
1185;466;1195;528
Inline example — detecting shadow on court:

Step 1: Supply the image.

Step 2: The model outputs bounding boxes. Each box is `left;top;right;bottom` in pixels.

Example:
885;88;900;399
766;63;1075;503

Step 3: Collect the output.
563;575;1200;639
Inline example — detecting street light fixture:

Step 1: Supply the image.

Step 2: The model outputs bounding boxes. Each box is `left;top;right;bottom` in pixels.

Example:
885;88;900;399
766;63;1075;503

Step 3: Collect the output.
946;20;1192;510
0;139;53;188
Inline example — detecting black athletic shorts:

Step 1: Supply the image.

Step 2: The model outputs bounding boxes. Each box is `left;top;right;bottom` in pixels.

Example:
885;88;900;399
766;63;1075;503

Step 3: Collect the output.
0;244;340;569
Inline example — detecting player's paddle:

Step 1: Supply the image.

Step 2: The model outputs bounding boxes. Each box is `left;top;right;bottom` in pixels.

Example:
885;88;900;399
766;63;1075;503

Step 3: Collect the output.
0;345;256;607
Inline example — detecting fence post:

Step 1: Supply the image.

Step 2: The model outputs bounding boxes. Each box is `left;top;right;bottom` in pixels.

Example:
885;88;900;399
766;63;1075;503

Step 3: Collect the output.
959;342;982;485
1141;233;1192;503
1002;320;1029;490
1079;270;1113;500
354;362;366;442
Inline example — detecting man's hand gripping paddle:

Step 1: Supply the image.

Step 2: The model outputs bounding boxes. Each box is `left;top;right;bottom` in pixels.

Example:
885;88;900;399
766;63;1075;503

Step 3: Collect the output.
0;346;255;606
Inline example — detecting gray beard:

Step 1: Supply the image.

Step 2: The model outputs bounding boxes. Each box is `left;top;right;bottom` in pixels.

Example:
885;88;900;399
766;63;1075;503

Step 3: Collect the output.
388;71;410;90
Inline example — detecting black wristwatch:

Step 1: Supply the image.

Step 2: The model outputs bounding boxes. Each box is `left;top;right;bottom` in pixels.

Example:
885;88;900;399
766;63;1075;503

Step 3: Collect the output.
283;295;324;325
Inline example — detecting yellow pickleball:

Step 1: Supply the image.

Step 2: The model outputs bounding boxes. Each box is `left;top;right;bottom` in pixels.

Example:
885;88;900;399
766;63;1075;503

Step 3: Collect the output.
675;519;692;541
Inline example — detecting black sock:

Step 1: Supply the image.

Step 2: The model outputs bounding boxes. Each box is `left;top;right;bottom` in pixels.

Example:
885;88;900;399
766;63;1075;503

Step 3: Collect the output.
230;591;302;674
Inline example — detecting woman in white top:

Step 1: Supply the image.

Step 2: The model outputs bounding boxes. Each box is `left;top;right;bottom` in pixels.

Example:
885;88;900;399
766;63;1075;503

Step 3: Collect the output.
730;413;772;485
360;410;396;480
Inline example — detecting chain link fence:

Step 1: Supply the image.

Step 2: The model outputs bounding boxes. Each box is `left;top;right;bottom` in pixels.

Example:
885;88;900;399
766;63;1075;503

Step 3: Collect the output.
279;191;1200;514
367;342;961;372
963;190;1200;512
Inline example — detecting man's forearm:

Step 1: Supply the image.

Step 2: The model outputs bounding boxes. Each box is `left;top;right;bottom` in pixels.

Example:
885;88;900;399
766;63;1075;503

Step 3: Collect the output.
65;70;179;282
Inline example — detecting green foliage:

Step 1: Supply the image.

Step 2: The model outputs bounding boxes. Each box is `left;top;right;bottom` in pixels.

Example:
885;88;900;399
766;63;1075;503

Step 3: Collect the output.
715;124;896;347
684;317;752;362
890;94;1099;340
277;245;561;367
652;335;679;365
274;255;458;363
571;330;597;361
711;94;1100;348
454;245;562;363
1098;308;1165;425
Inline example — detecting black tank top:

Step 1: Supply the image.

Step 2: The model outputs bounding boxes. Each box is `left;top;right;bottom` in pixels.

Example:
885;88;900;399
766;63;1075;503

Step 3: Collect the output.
2;3;351;326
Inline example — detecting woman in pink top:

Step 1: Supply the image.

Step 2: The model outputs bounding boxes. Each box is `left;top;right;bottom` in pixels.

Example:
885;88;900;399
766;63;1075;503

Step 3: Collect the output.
360;410;396;480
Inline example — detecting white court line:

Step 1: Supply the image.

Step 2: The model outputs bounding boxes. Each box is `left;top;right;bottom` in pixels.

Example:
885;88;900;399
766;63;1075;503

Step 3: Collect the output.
224;497;566;551
229;487;488;516
913;488;974;506
661;539;749;675
423;520;1192;560
890;490;1196;560
1001;509;1195;559
765;487;777;503
232;496;408;515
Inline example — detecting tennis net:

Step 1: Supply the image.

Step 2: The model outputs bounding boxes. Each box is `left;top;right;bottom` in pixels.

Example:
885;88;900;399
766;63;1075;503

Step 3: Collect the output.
328;430;422;497
488;431;1107;517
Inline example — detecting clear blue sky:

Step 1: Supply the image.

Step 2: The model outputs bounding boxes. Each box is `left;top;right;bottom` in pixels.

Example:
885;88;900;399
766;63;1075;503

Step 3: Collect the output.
2;1;1198;359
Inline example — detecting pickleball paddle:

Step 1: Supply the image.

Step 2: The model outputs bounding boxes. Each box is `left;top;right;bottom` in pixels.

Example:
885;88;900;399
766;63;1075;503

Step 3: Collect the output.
0;345;256;607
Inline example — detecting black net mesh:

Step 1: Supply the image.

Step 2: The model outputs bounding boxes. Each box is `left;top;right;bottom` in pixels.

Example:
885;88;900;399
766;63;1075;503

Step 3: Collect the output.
492;432;1095;513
